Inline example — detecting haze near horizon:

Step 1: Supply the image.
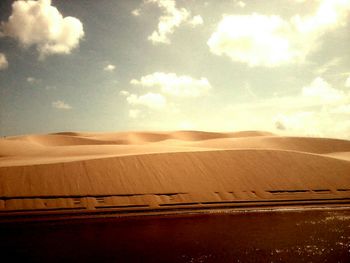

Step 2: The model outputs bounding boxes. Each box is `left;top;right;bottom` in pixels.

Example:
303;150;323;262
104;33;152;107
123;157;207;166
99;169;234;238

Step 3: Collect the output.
0;0;350;138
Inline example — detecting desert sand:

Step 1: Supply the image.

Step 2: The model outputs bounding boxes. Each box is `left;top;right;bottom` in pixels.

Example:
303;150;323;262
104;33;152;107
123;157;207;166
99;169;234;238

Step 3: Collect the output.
0;130;350;219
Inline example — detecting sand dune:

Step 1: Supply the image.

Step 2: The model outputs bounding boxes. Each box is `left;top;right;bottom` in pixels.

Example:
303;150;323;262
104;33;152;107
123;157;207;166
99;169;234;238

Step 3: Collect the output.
2;131;350;166
186;136;350;154
325;152;350;161
0;130;349;218
8;130;274;146
2;148;350;196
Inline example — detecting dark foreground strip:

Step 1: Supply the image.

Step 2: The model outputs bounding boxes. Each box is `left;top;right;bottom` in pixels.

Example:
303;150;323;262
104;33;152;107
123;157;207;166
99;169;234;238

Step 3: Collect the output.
1;198;350;223
95;205;149;209
159;202;199;206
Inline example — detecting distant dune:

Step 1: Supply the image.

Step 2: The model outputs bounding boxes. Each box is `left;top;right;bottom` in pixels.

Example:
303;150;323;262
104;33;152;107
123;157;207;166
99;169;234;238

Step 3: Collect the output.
0;130;350;220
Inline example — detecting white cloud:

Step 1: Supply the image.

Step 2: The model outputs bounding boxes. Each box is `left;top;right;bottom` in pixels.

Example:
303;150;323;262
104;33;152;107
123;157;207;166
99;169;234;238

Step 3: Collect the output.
189;15;204;27
1;0;84;59
129;109;141;119
130;72;211;97
27;76;41;84
273;111;323;137
292;0;350;33
0;53;8;70
272;108;350;138
330;104;350;114
236;1;246;8
119;90;130;96
123;75;350;136
216;76;350;138
126;92;166;109
146;0;189;44
302;77;345;104
345;76;350;88
104;64;115;72
274;111;312;129
52;100;72;110
131;8;141;16
208;14;292;67
208;0;350;66
143;0;203;44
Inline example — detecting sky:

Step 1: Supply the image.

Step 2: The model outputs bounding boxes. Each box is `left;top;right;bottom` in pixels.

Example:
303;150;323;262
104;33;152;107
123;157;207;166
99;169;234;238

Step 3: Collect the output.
0;0;350;138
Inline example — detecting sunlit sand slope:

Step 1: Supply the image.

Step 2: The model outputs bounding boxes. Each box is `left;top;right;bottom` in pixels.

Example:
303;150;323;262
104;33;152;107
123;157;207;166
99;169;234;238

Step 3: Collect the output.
0;131;349;217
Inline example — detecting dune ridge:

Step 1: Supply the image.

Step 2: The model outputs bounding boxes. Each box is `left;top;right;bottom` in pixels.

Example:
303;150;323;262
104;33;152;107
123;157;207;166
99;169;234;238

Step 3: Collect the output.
2;130;350;166
7;130;272;146
0;130;349;218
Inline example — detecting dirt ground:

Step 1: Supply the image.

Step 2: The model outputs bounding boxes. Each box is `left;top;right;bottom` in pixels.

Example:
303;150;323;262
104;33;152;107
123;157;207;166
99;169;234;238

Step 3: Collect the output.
0;208;349;262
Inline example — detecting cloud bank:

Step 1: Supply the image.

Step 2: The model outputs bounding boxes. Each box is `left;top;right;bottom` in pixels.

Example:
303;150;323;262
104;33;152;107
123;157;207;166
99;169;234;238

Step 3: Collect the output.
126;92;166;110
52;100;72;110
208;0;350;66
131;72;211;97
1;0;84;58
220;76;350;138
345;76;350;88
138;0;203;44
302;77;345;104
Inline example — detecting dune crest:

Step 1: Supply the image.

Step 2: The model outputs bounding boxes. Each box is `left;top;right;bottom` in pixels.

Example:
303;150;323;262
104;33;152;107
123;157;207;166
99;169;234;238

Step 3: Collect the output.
1;130;350;166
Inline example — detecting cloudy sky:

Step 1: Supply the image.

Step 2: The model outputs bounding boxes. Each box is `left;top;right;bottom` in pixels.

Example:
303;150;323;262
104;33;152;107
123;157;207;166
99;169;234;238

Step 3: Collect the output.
0;0;350;138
